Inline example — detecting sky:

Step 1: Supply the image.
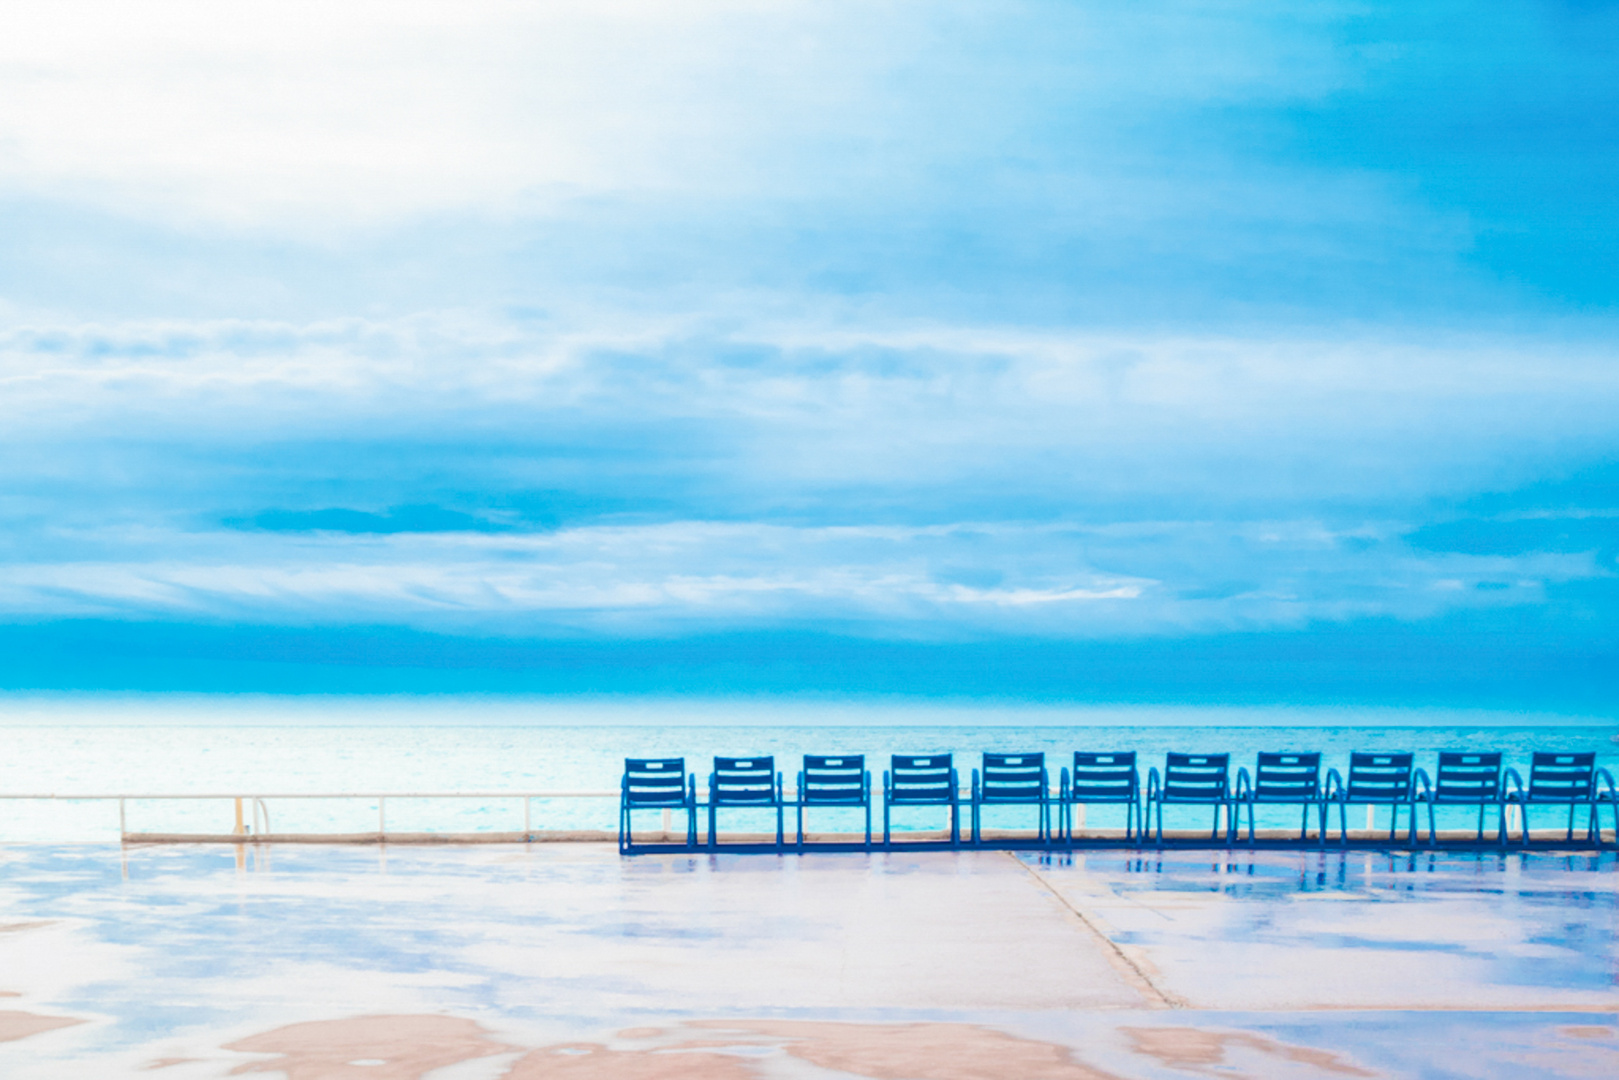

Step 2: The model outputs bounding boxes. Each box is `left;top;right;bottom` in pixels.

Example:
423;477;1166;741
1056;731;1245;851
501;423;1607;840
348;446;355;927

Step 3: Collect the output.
1;1;1616;709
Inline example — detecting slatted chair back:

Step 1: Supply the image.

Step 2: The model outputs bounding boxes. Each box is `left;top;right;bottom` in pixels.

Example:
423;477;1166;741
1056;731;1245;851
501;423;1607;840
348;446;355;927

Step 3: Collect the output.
622;758;689;808
1071;752;1138;801
889;754;956;805
1527;752;1595;803
1344;752;1414;802
801;755;867;805
1162;753;1230;802
711;757;778;806
1433;752;1502;803
979;752;1045;803
1252;753;1321;801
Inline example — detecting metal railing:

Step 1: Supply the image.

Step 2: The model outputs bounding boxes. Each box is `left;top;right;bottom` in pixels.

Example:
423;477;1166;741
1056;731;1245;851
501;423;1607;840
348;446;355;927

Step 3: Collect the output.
0;791;620;843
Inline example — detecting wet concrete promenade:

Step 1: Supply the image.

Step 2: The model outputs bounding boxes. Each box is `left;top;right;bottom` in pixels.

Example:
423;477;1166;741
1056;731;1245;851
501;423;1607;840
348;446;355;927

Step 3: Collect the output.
1;843;1616;1078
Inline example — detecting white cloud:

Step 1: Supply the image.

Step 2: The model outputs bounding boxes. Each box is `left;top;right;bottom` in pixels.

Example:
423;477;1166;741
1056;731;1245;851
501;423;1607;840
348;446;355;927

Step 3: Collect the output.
0;1;946;226
2;313;1616;508
0;1;1374;232
0;518;1595;637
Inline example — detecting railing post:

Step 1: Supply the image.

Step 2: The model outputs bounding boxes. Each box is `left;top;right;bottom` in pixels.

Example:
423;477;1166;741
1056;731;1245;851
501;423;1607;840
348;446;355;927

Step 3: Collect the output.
523;796;531;840
379;796;387;838
234;797;245;839
119;797;126;840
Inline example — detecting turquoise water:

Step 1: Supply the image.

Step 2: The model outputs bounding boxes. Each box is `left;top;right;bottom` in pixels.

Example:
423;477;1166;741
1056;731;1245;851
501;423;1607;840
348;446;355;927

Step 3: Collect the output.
2;703;1615;840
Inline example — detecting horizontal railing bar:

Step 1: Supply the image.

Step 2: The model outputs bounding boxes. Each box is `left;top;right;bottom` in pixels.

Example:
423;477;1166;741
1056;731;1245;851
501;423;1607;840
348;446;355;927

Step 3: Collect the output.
0;791;619;800
0;788;1004;800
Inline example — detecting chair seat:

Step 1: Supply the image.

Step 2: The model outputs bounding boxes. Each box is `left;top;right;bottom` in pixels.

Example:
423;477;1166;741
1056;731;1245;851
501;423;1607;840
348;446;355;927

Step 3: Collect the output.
802;791;866;805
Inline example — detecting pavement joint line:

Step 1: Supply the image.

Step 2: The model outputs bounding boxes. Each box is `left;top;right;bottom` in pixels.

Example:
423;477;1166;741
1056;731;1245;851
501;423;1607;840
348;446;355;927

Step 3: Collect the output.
1005;851;1185;1010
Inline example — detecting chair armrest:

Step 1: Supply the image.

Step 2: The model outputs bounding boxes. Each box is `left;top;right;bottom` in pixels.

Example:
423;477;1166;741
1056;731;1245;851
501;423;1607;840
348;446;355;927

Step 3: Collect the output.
882;770;892;797
951;768;961;801
1146;767;1161;802
1059;766;1070;800
863;770;872;801
1596;768;1618;802
1324;768;1344;801
687;775;697;805
1234;767;1252;801
1412;768;1433;801
777;771;785;802
971;767;981;800
1503;768;1526;802
1131;768;1142;800
1042;766;1051;799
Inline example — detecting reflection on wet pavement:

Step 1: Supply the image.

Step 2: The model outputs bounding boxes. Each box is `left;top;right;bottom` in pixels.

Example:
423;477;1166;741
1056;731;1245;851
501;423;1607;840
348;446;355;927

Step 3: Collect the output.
0;843;1614;1078
1119;1027;1374;1077
1023;849;1619;1011
223;1016;515;1080
0;1011;83;1045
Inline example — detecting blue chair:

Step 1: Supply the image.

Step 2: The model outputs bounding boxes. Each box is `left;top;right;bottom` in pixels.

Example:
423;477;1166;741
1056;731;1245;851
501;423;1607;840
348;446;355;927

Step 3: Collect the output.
1415;752;1506;847
1147;753;1233;845
1505;752;1619;847
706;756;784;850
1059;752;1141;843
1234;753;1324;845
970;752;1050;845
796;754;871;849
1326;752;1423;845
883;754;960;847
619;758;696;853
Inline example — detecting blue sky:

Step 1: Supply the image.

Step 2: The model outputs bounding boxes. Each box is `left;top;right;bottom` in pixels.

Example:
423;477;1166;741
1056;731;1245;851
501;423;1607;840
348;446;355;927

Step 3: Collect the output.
1;1;1616;707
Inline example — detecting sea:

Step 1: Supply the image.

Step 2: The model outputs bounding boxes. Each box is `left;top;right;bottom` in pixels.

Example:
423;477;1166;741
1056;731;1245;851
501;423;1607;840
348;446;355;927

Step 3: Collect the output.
1;695;1615;841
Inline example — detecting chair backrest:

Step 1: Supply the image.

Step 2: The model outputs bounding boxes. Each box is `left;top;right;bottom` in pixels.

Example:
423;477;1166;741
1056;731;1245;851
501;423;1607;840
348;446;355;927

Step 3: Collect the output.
1434;752;1502;802
711;756;777;806
889;754;955;804
1527;752;1595;802
1344;752;1414;801
623;758;688;808
1163;753;1229;802
1072;752;1138;801
1253;752;1321;800
801;755;867;805
979;752;1045;802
